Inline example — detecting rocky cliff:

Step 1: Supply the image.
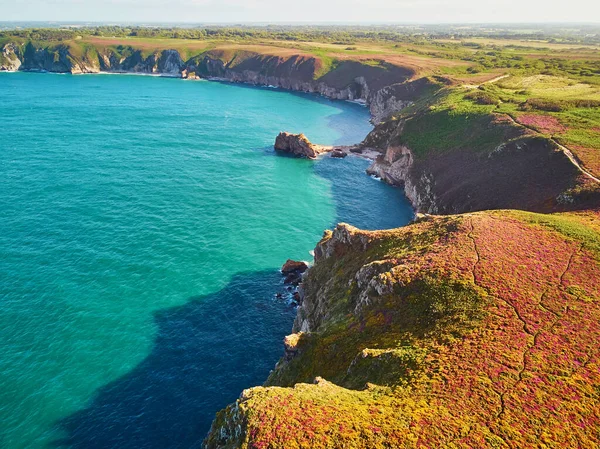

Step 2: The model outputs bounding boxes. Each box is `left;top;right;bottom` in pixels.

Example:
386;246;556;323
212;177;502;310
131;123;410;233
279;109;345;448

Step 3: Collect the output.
0;42;417;118
361;103;600;215
204;209;600;448
0;42;21;71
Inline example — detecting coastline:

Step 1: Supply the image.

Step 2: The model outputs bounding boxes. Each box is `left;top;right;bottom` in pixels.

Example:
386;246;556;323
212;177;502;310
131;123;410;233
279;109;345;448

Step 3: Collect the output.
0;71;413;448
3;68;390;186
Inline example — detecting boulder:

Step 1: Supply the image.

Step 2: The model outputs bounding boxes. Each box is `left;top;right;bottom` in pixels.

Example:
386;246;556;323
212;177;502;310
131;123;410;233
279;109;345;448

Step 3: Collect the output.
281;259;309;274
330;149;347;158
274;132;326;159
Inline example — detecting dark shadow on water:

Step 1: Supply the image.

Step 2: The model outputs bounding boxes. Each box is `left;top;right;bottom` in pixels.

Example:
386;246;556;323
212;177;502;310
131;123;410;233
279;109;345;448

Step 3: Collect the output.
314;156;415;230
52;270;295;449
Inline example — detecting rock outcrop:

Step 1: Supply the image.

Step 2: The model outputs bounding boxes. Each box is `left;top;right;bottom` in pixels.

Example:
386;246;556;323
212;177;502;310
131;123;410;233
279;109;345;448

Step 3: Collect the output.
205;209;600;449
274;132;328;159
281;259;309;274
0;43;22;71
330;149;347;158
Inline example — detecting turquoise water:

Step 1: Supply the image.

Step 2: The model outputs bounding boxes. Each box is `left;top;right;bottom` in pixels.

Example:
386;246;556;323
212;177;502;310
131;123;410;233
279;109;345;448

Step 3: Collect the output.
0;72;413;449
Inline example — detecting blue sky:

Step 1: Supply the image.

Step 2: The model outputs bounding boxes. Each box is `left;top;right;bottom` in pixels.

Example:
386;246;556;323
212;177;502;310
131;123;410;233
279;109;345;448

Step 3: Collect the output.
1;0;599;23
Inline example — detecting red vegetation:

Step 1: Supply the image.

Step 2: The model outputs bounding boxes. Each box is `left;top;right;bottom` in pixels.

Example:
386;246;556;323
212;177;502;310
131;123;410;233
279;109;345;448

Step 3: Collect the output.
517;114;567;134
205;212;600;448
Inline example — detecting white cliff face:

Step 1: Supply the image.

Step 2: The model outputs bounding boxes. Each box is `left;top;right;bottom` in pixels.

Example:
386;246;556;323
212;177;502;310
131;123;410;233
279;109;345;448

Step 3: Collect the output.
0;43;22;71
366;144;438;214
370;86;413;123
156;50;184;74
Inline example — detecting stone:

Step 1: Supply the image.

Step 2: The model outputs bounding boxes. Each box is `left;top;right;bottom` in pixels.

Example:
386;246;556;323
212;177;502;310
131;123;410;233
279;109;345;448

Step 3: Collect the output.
330;149;347;158
281;259;309;274
274;132;326;159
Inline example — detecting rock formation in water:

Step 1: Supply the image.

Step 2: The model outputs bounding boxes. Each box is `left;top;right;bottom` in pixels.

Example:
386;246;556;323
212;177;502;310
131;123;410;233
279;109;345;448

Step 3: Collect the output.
281;260;309;275
274;132;328;159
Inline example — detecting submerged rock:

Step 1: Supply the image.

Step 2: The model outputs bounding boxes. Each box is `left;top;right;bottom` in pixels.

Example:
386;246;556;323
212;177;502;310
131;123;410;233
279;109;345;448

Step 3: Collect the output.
284;272;302;286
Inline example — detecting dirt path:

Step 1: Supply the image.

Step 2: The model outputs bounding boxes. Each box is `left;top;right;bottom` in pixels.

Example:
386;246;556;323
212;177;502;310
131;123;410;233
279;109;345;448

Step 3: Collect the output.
463;73;510;89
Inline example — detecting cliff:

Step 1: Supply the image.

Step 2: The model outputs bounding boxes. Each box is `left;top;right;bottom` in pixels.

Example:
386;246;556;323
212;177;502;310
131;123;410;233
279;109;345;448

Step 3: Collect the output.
361;85;600;215
0;41;416;116
205;209;600;448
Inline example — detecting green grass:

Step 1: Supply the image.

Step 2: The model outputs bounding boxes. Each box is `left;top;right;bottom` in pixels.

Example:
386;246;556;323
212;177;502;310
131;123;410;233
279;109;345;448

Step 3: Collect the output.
392;88;515;157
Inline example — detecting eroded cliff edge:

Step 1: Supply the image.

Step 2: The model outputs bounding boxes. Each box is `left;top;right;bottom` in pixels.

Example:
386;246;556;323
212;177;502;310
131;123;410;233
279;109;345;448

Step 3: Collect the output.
205;210;600;448
0;42;419;122
359;80;600;215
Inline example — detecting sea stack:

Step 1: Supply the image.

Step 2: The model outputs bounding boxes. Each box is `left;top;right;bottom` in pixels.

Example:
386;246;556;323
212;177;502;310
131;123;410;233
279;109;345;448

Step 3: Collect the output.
274;132;327;159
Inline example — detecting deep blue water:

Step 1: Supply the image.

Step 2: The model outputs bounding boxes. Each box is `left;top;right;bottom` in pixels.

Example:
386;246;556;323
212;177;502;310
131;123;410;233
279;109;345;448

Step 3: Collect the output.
0;72;413;449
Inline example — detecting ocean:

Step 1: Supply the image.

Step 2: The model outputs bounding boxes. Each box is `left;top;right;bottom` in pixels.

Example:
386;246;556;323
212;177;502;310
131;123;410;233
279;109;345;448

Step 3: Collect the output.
0;72;413;448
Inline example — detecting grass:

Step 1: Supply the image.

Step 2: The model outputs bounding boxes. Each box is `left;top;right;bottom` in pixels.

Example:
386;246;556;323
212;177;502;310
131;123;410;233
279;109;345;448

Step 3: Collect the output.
508;209;600;259
382;73;600;177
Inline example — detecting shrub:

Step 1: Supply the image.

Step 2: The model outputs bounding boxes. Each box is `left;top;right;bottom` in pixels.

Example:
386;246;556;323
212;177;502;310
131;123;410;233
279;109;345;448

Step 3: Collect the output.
464;90;499;105
520;98;565;112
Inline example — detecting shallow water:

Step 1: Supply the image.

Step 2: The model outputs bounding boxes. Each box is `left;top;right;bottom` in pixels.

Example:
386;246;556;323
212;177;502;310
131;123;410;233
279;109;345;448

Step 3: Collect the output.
0;72;413;448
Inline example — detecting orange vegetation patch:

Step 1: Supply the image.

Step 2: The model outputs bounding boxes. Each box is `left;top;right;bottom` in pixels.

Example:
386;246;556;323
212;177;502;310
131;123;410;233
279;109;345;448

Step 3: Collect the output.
568;144;600;178
329;52;469;75
517;114;567;134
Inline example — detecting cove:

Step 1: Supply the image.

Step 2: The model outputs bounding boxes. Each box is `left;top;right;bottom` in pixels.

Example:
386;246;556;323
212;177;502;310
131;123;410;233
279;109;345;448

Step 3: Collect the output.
0;72;413;448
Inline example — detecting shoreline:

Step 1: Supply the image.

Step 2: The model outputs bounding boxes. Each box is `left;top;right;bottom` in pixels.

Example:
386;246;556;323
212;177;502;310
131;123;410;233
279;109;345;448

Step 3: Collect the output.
2;68;373;107
4;68;382;156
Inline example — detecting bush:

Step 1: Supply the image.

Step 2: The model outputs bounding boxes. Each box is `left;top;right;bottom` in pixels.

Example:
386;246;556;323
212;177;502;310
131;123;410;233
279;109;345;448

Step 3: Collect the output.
520;98;565;112
464;90;500;105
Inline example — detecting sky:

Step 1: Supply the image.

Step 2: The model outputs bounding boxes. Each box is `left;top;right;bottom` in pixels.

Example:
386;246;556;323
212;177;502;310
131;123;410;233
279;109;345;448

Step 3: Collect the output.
0;0;599;24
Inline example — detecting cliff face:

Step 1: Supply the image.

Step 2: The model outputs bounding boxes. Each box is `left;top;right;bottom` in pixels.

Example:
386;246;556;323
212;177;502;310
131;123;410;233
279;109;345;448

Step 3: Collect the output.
205;210;600;448
184;52;415;108
0;42;416;116
362;112;600;215
0;43;22;71
369;76;442;123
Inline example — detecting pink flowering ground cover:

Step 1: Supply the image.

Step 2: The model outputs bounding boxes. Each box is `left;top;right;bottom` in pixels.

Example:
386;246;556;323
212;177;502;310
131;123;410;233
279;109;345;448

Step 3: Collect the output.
205;210;600;449
517;114;567;134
